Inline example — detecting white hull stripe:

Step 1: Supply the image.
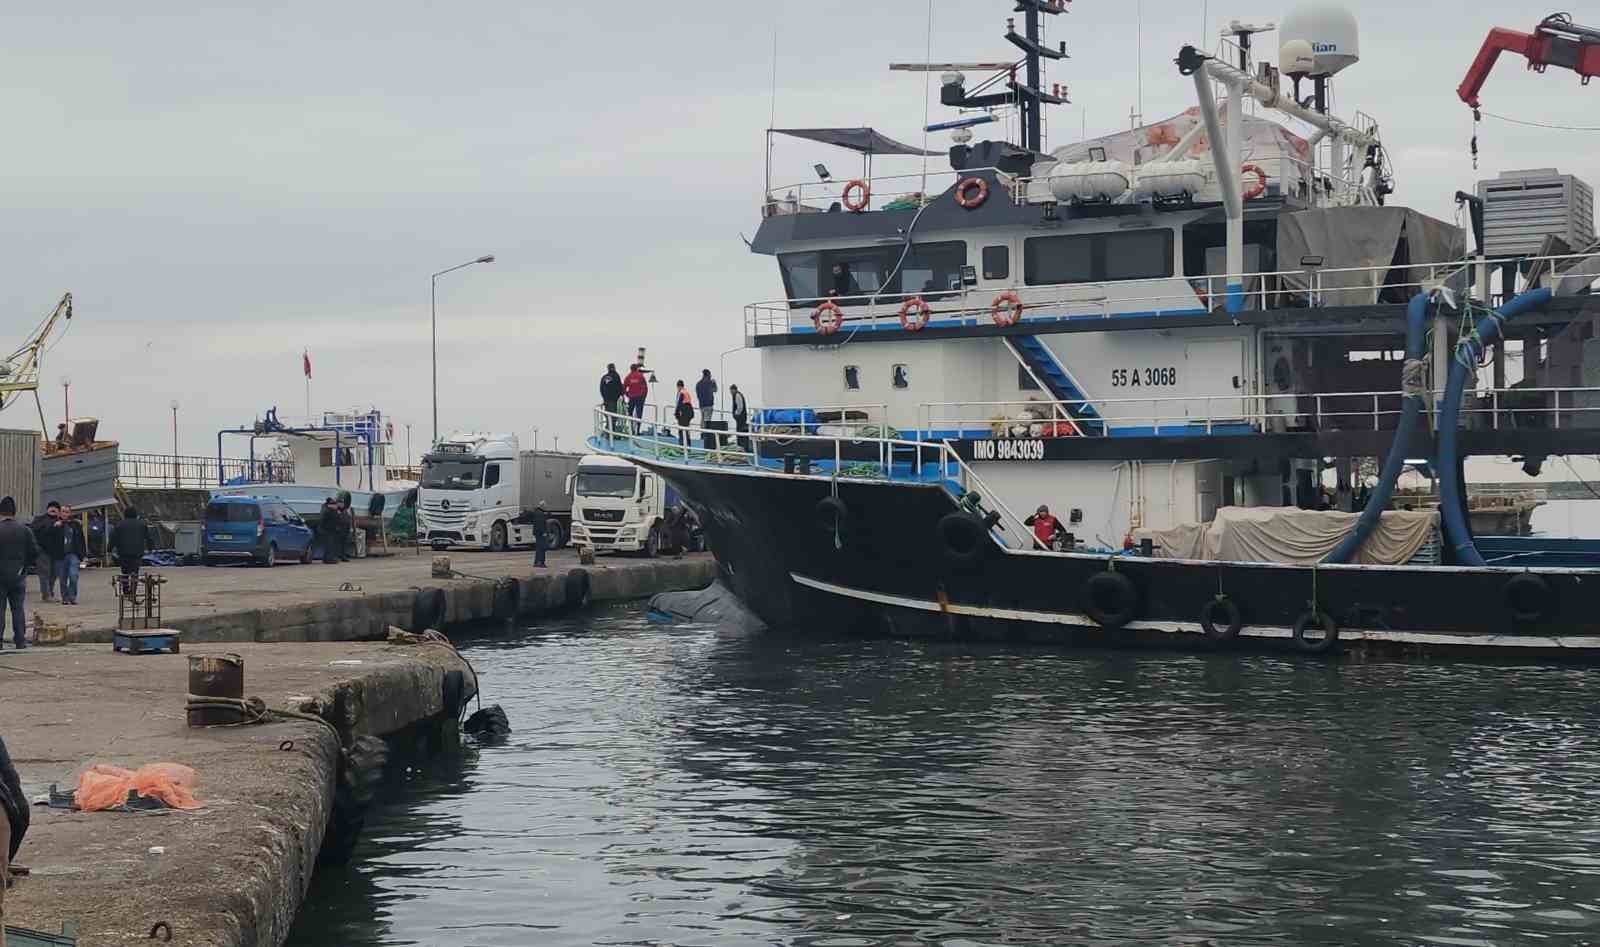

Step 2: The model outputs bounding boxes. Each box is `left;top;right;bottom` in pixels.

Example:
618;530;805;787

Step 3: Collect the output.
788;573;1600;650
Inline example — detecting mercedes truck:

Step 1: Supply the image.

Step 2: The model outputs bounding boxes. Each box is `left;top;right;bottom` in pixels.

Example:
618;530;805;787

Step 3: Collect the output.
417;433;580;551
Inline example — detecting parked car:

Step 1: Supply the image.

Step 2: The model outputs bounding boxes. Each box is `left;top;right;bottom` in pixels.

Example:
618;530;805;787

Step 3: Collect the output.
202;496;314;567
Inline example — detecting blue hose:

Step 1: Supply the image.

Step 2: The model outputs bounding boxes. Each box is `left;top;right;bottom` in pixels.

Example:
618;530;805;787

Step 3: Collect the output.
1438;288;1553;566
1324;293;1432;564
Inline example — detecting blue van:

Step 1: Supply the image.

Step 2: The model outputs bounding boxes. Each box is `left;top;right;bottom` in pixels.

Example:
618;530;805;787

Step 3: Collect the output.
203;496;315;567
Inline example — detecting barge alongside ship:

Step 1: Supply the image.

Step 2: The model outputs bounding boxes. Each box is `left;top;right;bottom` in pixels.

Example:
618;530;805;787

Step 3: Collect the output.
594;1;1600;654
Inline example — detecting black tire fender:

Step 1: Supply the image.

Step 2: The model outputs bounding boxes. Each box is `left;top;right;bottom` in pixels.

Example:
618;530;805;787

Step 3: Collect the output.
815;496;850;537
411;587;447;633
1504;572;1553;623
1084;570;1139;629
1291;609;1339;654
565;568;592;610
937;512;988;567
1199;595;1243;641
491;577;519;621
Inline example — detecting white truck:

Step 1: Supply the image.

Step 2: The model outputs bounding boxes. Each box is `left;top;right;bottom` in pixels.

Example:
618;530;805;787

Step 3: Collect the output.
569;453;677;556
417;432;580;551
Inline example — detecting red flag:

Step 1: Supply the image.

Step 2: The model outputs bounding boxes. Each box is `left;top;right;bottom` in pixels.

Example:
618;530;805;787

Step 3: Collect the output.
303;350;312;379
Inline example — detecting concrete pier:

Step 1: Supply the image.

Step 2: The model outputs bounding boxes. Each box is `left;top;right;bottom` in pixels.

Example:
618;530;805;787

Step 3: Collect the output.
0;552;717;946
32;550;715;645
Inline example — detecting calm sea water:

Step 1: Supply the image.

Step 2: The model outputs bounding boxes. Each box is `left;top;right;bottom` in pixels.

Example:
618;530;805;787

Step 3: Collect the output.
291;587;1600;947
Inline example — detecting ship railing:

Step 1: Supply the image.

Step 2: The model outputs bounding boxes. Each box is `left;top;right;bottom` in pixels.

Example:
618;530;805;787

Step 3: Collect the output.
589;403;1045;548
762;168;1010;217
744;251;1600;339
119;453;295;489
927;385;1600;436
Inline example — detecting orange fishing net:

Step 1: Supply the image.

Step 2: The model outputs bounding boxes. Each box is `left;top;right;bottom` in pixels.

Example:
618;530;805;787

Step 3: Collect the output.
74;764;204;812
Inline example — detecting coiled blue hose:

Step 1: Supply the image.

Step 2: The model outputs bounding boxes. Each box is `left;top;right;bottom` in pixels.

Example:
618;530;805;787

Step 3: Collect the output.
1438;288;1554;567
1324;292;1431;564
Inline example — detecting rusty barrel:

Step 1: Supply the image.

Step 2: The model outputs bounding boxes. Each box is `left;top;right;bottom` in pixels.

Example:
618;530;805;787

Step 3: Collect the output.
187;653;245;726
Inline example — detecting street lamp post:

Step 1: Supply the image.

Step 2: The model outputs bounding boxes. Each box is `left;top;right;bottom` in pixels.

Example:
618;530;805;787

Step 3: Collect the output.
431;254;495;445
61;376;71;431
530;426;539;455
170;400;180;487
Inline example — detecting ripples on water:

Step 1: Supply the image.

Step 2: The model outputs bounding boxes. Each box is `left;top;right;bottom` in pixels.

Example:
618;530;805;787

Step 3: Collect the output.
291;605;1600;946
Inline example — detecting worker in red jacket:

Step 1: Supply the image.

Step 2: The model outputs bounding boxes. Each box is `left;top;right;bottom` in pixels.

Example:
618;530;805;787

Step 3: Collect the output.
623;364;649;433
1024;504;1067;550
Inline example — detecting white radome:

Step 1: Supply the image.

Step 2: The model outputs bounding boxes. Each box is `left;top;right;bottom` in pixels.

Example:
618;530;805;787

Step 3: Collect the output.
1279;2;1360;77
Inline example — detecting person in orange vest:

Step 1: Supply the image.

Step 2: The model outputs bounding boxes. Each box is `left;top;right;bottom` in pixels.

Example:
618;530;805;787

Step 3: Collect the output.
1023;504;1067;550
673;380;696;448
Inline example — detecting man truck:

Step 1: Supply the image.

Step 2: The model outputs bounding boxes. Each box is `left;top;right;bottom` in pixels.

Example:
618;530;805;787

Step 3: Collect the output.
417;432;579;551
569;453;679;557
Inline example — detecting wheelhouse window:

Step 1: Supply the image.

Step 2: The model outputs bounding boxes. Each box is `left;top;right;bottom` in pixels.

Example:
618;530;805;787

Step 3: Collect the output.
1023;229;1173;285
983;245;1010;281
892;364;910;389
843;365;860;390
779;242;967;306
319;446;356;467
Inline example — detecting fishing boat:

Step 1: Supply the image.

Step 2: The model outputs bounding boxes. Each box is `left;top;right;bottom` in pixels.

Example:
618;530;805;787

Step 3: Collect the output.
592;2;1600;654
209;408;416;522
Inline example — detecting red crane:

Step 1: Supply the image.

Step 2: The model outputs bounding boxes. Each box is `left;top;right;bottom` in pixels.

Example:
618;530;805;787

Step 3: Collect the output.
1457;12;1600;109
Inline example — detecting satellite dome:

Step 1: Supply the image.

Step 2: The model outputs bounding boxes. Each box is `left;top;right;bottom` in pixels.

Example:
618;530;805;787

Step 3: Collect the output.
1279;3;1360;77
1279;39;1315;78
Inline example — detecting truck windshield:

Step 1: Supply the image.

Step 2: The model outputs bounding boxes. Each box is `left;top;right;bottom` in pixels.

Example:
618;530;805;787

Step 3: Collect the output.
421;460;485;490
575;469;635;498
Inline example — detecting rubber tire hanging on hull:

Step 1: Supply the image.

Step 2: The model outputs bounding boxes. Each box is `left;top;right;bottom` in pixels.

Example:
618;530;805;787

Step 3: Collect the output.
816;496;851;541
1199;595;1243;641
937;512;988;567
1291;610;1339;654
412;587;447;633
1504;572;1554;623
1084;571;1139;630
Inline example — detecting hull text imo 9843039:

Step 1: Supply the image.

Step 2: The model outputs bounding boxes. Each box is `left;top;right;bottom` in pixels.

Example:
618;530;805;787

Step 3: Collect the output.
591;2;1600;656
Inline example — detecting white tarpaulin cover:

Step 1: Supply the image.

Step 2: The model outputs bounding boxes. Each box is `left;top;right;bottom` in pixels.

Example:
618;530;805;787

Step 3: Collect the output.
1276;207;1465;306
1132;506;1440;565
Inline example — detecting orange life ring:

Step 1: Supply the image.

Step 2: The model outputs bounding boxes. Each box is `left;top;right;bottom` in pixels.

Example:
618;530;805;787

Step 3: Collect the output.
842;179;871;212
955;176;989;208
991;291;1023;327
1241;164;1268;200
812;301;843;335
899;296;931;332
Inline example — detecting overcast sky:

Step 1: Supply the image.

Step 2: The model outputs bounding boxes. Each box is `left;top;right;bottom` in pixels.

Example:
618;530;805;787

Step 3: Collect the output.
1;0;1594;460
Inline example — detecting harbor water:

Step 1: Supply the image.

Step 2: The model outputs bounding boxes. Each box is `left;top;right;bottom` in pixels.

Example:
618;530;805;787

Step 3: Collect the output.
290;531;1600;946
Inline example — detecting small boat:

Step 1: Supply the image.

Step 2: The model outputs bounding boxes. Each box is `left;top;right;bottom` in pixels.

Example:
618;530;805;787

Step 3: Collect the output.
209;408;415;522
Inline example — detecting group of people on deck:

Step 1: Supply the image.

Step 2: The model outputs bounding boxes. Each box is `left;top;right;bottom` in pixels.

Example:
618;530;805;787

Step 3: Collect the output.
599;364;749;452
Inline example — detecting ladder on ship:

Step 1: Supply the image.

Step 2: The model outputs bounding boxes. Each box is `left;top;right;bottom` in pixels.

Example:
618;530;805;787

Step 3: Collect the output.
1005;336;1104;434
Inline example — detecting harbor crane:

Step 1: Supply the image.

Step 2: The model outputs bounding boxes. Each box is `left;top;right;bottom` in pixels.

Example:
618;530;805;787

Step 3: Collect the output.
1457;12;1599;109
0;293;73;435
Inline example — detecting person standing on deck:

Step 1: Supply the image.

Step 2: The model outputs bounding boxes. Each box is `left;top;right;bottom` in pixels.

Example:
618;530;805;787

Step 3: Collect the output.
57;504;85;605
110;507;148;577
29;501;60;602
0;497;38;650
623;363;649;433
600;363;624;429
695;370;717;415
673;381;695;447
1023;504;1067;551
729;384;750;452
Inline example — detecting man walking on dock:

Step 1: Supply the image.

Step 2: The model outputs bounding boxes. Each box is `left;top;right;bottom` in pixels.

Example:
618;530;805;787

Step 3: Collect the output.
29;500;60;602
530;502;549;568
58;504;85;605
0;496;38;650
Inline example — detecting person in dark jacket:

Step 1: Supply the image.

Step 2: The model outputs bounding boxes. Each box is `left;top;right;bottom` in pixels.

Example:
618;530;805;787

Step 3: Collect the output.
1;731;28;913
336;494;355;561
600;363;624;429
57;503;86;605
0;496;39;649
29;500;60;602
729;383;750;452
109;507;148;576
529;502;549;568
695;369;717;413
319;498;341;564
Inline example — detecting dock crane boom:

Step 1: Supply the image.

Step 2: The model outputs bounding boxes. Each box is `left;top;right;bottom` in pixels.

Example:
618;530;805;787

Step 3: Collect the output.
0;293;73;435
1457;12;1600;109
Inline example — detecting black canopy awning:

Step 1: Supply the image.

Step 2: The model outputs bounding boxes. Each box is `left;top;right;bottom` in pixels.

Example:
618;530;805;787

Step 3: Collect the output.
770;127;941;157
